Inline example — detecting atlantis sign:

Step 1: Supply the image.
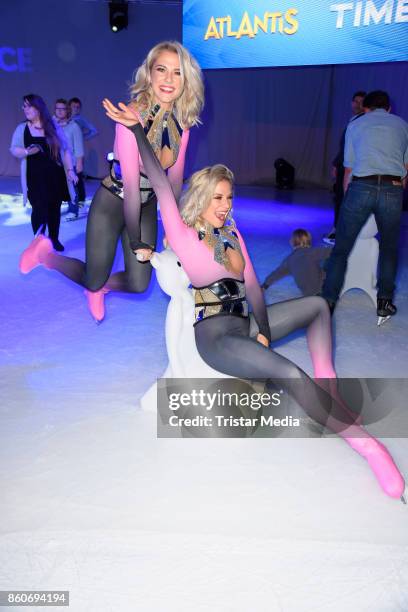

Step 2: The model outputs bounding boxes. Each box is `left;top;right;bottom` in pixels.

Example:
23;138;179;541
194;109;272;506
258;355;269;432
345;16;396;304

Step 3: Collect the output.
183;0;408;68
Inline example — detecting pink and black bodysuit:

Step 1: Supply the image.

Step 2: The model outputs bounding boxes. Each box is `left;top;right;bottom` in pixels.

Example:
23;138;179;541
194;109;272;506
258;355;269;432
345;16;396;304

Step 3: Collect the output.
39;106;189;295
130;122;361;435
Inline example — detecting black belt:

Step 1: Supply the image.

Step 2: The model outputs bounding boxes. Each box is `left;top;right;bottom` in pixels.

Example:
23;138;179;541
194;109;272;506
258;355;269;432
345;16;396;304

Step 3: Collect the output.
353;175;402;184
193;278;248;325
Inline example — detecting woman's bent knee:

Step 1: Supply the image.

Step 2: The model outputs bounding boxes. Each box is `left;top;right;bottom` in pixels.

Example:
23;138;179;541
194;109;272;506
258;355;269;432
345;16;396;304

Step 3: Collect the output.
303;295;328;312
126;269;153;293
316;295;329;313
84;277;108;292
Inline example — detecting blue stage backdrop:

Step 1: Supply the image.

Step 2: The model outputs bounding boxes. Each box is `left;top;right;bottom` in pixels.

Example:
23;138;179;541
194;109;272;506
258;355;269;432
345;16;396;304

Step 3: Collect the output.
1;0;407;186
183;0;408;69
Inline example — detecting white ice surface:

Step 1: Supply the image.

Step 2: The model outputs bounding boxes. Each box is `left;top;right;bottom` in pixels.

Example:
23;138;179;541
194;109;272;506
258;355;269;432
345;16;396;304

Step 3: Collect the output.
1;180;407;611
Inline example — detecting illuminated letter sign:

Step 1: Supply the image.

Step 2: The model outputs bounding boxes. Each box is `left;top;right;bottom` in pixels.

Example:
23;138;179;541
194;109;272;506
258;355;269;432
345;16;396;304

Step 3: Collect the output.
0;47;32;72
183;0;408;68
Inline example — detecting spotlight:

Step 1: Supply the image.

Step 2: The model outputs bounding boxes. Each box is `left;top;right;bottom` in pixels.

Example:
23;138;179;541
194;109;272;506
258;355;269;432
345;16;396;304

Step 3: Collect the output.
109;1;128;33
274;158;295;189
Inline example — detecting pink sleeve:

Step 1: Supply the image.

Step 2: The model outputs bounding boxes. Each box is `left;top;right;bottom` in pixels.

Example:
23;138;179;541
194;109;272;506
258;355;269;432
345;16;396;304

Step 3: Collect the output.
114;123;151;251
167;129;190;203
236;229;271;343
129;124;192;253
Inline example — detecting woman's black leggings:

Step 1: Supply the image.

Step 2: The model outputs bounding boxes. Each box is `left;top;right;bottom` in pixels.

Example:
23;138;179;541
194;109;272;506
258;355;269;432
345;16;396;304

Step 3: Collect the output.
30;196;62;242
45;186;157;293
194;297;358;434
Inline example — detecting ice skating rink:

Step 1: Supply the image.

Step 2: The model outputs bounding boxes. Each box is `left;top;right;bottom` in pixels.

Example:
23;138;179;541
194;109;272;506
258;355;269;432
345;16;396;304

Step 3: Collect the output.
1;178;407;612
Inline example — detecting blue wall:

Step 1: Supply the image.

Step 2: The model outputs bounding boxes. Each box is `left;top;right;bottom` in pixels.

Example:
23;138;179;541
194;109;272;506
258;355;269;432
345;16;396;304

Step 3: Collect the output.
1;0;407;185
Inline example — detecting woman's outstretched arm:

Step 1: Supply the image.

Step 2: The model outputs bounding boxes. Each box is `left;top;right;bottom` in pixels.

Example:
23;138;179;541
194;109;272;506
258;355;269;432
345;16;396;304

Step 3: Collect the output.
167;130;190;203
127;122;191;248
104;99;191;251
114;122;152;251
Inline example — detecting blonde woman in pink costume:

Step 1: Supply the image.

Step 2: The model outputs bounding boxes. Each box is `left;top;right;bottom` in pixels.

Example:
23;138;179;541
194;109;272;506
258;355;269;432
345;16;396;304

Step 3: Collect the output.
19;41;204;323
103;97;405;503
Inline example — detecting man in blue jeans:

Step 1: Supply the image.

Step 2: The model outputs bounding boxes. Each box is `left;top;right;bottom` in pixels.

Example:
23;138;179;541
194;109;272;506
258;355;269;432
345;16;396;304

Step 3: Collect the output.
322;90;408;324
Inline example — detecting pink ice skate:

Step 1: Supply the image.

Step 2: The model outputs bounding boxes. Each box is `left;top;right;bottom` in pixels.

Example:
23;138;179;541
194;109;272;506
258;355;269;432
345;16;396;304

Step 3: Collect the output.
346;436;405;502
19;235;53;274
84;287;110;323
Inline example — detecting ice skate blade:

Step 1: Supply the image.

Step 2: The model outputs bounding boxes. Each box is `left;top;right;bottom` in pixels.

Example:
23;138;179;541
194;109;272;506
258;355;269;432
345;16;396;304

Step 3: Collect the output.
66;212;88;222
401;494;407;505
377;315;391;326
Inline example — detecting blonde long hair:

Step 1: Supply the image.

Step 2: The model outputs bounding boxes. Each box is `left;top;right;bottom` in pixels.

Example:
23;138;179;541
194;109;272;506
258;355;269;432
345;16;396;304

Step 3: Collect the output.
180;165;234;228
129;41;204;129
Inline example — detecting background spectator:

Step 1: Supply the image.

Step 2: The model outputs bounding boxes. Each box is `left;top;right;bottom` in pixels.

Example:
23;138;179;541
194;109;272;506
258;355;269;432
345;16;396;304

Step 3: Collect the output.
262;229;332;296
324;91;366;244
322;90;408;323
11;94;78;251
54;98;84;218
